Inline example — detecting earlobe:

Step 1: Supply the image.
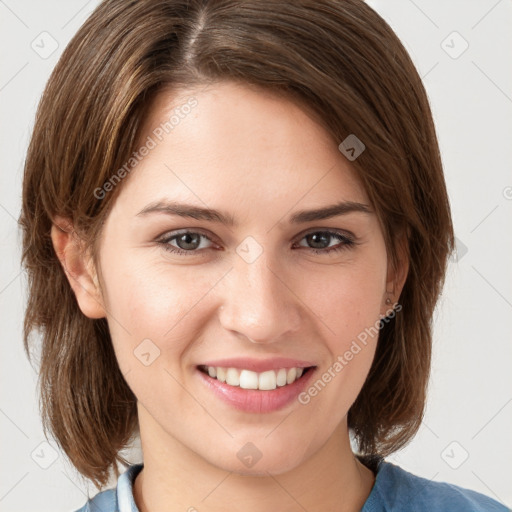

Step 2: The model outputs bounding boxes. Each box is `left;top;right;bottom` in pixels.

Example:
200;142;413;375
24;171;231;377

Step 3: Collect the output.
50;216;106;319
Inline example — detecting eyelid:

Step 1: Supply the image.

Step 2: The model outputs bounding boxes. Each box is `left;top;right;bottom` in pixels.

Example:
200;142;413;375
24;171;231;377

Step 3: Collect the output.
294;226;356;242
156;227;358;257
157;227;217;241
157;227;355;244
156;228;219;250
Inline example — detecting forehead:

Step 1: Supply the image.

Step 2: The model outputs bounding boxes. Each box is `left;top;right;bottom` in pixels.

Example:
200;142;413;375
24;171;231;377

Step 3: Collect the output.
112;81;369;218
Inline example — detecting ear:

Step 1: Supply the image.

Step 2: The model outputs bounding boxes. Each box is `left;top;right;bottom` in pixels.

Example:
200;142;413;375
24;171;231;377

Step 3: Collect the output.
50;216;106;319
381;231;409;315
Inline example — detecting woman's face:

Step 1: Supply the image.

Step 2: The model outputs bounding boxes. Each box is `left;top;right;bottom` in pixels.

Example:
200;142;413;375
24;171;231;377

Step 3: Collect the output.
93;81;398;474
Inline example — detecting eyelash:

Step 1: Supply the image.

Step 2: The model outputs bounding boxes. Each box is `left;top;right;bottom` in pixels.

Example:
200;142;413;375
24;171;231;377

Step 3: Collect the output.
157;229;357;256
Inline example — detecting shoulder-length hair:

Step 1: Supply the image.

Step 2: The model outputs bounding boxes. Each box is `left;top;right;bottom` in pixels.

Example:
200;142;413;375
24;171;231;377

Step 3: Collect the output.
19;0;454;490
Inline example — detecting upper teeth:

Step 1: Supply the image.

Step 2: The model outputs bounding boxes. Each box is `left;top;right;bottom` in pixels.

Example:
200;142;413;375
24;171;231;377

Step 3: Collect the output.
204;366;305;390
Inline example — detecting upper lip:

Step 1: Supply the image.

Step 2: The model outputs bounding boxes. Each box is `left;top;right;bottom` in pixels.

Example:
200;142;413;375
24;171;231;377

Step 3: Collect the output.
199;357;316;373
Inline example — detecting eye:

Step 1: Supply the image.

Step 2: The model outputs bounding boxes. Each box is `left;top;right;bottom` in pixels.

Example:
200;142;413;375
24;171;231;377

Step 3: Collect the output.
157;229;357;257
294;230;357;255
157;230;215;256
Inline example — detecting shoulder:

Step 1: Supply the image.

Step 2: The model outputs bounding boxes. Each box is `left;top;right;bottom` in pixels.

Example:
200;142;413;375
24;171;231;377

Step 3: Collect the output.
72;463;143;512
363;460;510;512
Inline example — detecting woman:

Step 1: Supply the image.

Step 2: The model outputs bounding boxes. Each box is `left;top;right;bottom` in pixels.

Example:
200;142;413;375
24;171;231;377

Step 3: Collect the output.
19;0;508;511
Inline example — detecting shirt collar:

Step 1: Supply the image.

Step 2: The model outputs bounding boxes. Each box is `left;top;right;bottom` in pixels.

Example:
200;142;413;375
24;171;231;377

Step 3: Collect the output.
116;460;388;512
117;463;144;512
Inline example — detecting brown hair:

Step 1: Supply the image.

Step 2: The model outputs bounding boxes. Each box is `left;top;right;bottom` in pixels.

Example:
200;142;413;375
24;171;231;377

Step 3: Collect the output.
19;0;454;490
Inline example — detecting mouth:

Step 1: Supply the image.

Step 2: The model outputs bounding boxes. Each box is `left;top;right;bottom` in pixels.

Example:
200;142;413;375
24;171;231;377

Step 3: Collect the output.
195;360;317;413
197;364;315;391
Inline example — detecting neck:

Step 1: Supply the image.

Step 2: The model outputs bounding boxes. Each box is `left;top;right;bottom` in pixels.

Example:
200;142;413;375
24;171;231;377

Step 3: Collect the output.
133;408;375;512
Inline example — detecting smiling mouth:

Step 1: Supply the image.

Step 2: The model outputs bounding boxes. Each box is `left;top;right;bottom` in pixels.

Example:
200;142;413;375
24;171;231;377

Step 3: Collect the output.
197;364;315;391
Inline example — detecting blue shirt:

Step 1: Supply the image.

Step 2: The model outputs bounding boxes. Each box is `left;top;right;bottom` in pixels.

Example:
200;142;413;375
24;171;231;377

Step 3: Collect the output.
74;460;509;511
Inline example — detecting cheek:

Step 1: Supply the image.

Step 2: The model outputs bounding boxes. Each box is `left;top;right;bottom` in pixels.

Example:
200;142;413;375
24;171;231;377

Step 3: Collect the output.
293;255;386;417
301;256;387;344
101;252;223;362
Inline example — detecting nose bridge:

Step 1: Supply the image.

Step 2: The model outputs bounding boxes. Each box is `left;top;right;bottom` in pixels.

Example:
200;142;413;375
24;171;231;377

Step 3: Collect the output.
219;236;300;343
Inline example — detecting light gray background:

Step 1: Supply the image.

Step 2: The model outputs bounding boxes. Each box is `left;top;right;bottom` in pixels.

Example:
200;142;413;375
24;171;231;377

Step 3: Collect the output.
1;1;511;510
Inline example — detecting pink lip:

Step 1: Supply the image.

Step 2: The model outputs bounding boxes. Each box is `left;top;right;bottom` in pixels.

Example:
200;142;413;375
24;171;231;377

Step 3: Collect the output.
199;357;315;373
196;365;316;413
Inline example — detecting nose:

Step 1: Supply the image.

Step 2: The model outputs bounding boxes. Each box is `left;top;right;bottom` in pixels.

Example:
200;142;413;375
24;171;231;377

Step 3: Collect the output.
218;247;302;344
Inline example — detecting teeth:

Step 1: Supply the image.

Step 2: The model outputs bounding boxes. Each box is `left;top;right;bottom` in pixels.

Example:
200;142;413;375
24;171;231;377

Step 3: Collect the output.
286;367;297;384
202;366;308;390
226;368;240;386
259;370;276;390
276;368;287;387
216;367;226;383
239;369;259;389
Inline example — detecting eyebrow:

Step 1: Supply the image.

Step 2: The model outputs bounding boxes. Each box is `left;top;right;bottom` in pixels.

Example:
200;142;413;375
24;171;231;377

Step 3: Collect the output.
136;200;372;226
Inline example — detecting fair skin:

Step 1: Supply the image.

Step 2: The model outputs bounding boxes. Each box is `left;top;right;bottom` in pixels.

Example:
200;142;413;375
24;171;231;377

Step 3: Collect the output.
51;81;408;512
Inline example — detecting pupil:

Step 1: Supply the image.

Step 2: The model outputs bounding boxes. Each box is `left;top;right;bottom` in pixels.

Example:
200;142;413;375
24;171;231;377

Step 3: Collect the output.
178;233;200;250
309;232;329;249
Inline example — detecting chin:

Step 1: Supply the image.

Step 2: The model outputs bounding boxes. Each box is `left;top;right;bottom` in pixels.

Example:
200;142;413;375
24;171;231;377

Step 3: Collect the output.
201;438;313;477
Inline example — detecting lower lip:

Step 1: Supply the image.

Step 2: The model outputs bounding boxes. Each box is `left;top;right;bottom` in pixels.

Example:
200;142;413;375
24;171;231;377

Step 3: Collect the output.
196;367;316;413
